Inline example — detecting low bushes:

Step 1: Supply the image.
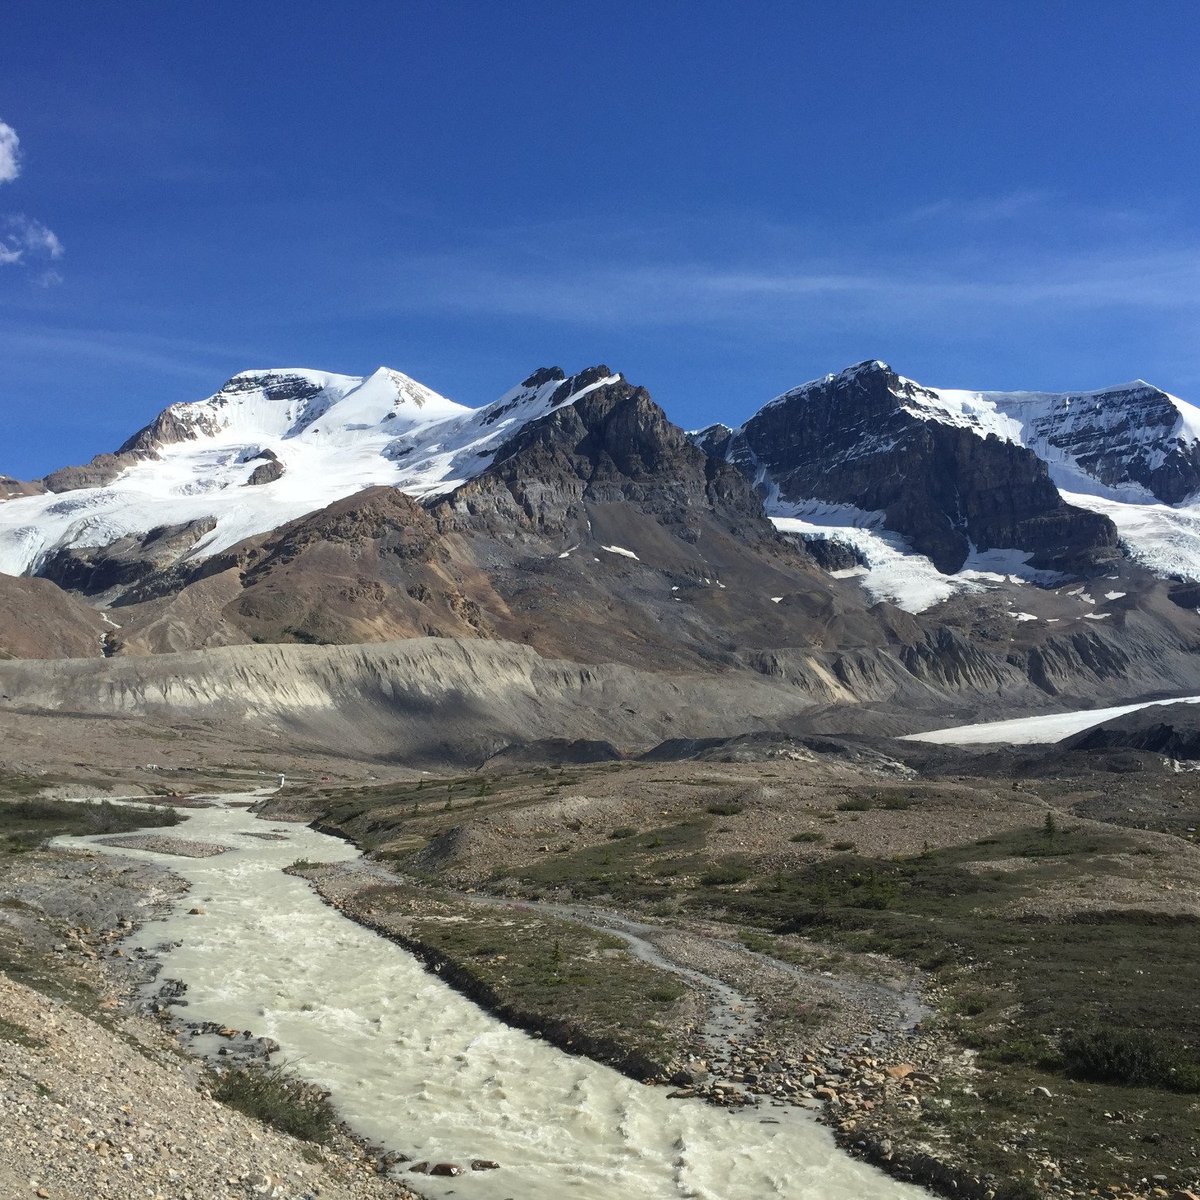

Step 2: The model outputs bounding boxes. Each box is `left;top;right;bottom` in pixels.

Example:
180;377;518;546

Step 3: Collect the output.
1060;1027;1200;1093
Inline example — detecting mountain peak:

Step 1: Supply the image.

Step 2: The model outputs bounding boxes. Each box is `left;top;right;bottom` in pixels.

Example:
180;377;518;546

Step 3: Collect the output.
843;358;893;377
521;367;566;388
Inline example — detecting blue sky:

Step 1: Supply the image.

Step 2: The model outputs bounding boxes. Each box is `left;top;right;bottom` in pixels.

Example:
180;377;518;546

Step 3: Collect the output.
2;1;1199;477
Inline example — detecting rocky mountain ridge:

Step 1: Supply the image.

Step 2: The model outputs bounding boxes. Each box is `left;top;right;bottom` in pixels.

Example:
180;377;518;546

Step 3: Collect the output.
694;361;1121;576
694;359;1200;604
3;358;1200;725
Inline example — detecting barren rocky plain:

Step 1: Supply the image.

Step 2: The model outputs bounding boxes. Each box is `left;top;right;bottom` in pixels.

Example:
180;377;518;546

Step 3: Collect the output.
1;707;1198;1200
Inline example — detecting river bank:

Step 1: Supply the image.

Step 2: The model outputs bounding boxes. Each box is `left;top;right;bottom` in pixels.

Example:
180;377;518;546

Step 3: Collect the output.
51;794;930;1199
269;753;1200;1200
0;842;421;1200
296;860;1020;1198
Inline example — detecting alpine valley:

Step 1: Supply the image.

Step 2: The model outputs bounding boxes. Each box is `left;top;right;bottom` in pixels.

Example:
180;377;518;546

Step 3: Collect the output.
4;358;1200;1200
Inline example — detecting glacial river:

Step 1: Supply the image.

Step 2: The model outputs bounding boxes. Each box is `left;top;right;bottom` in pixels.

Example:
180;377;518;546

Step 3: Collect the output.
59;797;927;1200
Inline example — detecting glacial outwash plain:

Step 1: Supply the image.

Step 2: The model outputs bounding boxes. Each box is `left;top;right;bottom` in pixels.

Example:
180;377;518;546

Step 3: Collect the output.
2;360;1199;1200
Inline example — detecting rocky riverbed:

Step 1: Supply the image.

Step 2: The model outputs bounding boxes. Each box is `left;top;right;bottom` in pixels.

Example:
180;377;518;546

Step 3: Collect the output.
295;862;978;1188
0;847;421;1200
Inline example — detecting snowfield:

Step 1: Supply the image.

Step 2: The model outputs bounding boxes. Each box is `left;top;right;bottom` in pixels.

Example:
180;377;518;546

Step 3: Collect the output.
770;501;1062;613
902;695;1200;745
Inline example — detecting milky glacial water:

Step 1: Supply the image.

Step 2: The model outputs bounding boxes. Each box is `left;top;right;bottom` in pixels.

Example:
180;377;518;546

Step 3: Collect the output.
60;798;927;1200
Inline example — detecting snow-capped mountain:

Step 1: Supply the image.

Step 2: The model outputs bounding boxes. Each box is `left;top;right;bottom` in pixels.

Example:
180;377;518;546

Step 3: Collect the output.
7;354;1200;719
694;360;1200;610
0;364;619;577
6;355;1200;629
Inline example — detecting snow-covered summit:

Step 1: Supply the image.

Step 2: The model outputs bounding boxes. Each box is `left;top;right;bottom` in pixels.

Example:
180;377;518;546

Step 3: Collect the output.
120;366;472;452
0;364;621;577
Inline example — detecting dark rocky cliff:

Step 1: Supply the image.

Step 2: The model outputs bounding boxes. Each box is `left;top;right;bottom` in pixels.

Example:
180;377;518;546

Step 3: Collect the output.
703;361;1120;574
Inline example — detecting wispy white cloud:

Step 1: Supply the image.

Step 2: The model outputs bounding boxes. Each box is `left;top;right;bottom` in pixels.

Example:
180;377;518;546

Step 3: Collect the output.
0;324;262;381
904;189;1053;225
382;240;1200;332
1;214;64;264
0;121;65;279
0;120;19;185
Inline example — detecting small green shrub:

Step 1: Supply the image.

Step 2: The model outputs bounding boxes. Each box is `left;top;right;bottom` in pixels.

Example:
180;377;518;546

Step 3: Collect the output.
0;1016;42;1047
699;865;751;887
213;1064;338;1143
646;984;684;1004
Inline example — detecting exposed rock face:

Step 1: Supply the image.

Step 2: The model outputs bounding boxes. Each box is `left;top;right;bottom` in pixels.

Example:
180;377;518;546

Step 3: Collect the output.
246;449;285;486
705;361;1120;574
0;476;45;502
1013;381;1200;504
444;372;770;544
42;453;130;494
39;519;217;597
793;536;868;572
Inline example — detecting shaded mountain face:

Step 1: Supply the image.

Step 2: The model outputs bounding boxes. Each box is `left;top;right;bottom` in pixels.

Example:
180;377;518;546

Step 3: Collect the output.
697;361;1120;575
1062;702;1200;759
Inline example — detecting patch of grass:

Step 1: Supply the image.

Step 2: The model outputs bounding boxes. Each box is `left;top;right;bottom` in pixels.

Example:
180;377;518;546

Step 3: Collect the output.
510;817;713;903
213;1064;337;1144
890;1062;1200;1195
1060;1027;1200;1093
0;797;179;854
0;771;56;798
834;788;915;812
291;771;555;857
698;864;751;887
383;891;692;1069
646;984;685;1004
705;801;745;816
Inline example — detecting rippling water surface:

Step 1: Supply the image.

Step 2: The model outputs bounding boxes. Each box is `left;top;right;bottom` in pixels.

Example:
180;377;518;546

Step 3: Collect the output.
61;798;928;1199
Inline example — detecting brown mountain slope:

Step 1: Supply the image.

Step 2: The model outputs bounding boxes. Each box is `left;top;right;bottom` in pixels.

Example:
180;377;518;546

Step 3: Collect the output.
0;576;106;660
